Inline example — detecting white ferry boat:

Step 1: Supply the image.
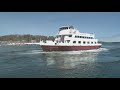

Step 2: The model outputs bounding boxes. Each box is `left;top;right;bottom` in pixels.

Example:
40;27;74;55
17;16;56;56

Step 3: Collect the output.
39;26;102;51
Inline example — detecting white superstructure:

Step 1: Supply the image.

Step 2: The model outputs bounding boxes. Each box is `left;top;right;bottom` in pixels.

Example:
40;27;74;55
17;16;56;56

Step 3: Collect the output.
40;26;101;46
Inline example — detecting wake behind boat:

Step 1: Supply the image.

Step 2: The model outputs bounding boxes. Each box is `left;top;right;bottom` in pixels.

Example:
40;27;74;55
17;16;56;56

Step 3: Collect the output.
39;26;102;51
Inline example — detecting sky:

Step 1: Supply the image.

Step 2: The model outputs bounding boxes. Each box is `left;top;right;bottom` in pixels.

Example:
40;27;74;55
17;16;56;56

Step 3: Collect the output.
0;12;120;42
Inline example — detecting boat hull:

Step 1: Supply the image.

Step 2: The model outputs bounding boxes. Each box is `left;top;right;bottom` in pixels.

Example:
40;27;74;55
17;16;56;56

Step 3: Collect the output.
41;45;101;51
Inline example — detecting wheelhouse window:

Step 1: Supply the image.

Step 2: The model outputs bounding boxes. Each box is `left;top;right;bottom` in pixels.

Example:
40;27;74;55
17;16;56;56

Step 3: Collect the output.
73;41;76;43
65;27;68;29
59;27;68;31
69;26;74;29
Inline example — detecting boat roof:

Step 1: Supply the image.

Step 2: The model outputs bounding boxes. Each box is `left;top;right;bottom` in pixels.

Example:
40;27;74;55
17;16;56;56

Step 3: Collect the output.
60;26;74;28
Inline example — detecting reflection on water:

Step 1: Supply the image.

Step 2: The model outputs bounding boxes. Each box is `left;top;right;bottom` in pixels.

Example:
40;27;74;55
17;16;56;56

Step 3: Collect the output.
41;51;99;70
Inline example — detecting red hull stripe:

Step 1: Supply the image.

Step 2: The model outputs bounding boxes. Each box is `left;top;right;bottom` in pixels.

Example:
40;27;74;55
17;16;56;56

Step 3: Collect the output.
41;45;101;51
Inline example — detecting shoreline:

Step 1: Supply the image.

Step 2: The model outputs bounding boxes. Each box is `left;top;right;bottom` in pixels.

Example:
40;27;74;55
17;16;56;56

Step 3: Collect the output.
0;42;40;46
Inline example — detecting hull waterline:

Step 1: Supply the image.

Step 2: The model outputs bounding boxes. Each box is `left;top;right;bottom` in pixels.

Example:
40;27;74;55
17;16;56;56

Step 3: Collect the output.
41;45;101;51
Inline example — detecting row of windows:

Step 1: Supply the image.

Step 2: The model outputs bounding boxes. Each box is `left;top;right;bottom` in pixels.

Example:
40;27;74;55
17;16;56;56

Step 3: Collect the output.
75;36;94;39
56;35;72;38
59;27;68;30
73;41;97;44
59;26;74;31
56;35;93;39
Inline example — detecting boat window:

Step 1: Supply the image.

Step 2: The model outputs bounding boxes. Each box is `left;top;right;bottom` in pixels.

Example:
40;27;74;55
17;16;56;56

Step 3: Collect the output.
95;42;96;44
59;27;69;31
69;35;72;37
44;41;46;43
78;41;81;44
80;36;82;38
65;27;68;29
67;40;70;43
73;41;76;43
75;36;79;38
87;42;89;44
83;41;85;44
91;42;93;44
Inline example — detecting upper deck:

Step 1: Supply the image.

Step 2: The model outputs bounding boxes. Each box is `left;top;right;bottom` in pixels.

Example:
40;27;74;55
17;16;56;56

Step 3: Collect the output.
57;26;95;38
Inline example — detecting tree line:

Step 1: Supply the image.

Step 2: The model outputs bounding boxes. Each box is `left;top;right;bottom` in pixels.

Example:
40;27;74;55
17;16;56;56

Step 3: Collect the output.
0;34;55;42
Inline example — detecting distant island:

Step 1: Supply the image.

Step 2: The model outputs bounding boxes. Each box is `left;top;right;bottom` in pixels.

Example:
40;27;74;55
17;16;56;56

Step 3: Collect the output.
98;41;120;44
0;34;120;46
0;34;55;46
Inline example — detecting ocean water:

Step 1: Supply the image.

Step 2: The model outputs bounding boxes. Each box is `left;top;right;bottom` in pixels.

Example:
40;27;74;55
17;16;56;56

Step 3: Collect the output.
0;43;120;78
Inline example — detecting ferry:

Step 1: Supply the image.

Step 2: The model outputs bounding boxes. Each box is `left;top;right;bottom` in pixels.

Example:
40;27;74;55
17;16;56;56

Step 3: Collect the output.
39;26;102;51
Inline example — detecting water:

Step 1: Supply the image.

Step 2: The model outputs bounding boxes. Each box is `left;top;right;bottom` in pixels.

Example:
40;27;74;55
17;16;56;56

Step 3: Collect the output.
0;43;120;78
